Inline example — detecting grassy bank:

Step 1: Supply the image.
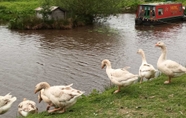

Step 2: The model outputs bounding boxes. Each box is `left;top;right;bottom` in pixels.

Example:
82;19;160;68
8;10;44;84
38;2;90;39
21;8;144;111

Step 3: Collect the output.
1;0;186;28
22;74;186;118
0;1;40;23
0;0;75;29
0;0;142;29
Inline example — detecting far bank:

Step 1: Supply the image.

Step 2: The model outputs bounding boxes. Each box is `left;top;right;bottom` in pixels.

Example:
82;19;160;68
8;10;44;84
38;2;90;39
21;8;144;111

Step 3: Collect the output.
0;0;141;30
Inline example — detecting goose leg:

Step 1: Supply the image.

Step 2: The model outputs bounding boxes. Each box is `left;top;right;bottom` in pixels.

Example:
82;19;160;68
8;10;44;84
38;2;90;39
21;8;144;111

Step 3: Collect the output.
164;76;171;84
48;107;61;113
114;86;121;93
46;105;51;111
57;108;65;113
46;103;55;111
140;77;143;83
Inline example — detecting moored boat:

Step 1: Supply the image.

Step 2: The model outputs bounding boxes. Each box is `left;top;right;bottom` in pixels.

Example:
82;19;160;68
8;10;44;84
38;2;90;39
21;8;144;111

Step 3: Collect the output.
135;2;185;25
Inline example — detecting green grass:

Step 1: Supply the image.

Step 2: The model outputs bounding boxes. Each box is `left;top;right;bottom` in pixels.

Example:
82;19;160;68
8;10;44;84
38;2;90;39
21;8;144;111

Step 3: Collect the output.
22;74;186;118
0;1;40;22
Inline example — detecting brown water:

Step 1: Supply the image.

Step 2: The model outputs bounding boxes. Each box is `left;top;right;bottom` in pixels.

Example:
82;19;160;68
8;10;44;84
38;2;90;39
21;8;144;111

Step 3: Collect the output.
0;13;186;117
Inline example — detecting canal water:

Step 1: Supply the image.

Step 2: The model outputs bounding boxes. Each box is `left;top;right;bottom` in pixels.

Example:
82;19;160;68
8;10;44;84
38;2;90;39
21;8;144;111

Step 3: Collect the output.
0;14;186;117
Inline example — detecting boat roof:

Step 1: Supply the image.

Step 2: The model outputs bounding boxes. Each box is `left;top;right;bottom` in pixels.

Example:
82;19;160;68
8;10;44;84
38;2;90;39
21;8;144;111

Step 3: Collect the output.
139;2;182;6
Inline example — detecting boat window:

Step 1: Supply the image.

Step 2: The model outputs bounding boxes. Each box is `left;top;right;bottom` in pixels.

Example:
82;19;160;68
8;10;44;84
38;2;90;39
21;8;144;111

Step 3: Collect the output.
144;6;150;18
158;8;163;15
144;6;147;16
138;6;145;17
150;7;155;19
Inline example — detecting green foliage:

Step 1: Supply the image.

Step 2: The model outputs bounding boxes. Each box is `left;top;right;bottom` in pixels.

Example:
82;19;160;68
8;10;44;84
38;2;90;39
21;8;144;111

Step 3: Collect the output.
119;0;143;12
53;0;122;25
2;0;186;29
39;0;51;21
0;0;73;29
0;1;39;23
145;0;166;2
8;15;72;30
9;15;40;29
144;0;186;4
0;0;150;28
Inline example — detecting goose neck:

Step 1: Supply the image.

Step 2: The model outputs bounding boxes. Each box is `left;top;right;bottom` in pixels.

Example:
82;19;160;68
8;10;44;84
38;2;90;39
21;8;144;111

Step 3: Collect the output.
158;46;167;62
106;63;112;69
43;82;50;89
140;52;147;64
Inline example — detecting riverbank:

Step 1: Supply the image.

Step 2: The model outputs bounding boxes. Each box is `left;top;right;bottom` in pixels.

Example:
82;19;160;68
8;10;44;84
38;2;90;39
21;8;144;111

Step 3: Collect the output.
0;0;139;29
1;0;186;30
0;1;39;23
22;74;186;118
0;1;76;29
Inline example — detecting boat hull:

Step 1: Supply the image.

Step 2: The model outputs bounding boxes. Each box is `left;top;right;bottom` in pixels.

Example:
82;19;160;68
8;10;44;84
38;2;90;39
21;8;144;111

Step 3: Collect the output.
135;16;184;25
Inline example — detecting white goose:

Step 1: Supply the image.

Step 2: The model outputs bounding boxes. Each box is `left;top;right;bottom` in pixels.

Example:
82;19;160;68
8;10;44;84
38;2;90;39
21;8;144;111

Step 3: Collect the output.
37;84;73;111
155;41;186;84
38;89;53;111
101;59;138;93
0;93;17;115
18;98;38;117
35;82;84;113
137;49;157;83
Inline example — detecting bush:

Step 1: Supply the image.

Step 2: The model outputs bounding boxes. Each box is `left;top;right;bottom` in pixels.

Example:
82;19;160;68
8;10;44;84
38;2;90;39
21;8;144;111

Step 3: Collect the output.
8;15;73;30
53;0;122;24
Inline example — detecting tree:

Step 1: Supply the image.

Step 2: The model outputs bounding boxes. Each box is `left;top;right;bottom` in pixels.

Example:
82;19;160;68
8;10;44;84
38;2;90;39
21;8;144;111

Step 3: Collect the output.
39;0;51;21
52;0;122;24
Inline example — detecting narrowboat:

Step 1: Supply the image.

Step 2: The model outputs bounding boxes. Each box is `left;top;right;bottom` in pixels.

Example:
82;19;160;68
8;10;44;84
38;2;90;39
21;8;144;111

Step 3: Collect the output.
135;2;185;25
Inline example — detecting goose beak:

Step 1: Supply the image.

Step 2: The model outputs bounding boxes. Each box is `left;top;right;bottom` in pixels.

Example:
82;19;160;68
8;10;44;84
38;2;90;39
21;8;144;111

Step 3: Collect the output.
34;89;38;94
101;64;105;69
38;98;42;103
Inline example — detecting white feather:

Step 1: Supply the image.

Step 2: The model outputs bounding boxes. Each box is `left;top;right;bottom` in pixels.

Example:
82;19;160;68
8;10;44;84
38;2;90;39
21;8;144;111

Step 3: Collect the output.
155;41;186;83
137;49;157;83
18;98;38;117
0;93;17;115
101;59;138;92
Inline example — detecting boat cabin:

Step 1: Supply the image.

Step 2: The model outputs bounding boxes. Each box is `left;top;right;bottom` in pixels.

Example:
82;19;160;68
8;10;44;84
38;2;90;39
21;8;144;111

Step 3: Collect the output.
135;2;184;25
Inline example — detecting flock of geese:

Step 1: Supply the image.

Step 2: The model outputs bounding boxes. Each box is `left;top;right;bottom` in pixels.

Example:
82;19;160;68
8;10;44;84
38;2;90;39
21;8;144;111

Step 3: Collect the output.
1;41;186;117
